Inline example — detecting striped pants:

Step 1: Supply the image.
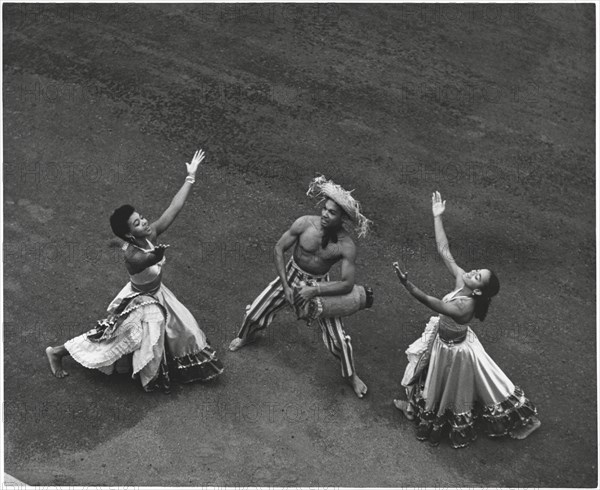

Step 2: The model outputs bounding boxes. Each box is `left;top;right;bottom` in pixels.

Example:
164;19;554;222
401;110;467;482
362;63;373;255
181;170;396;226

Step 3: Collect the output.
236;258;356;378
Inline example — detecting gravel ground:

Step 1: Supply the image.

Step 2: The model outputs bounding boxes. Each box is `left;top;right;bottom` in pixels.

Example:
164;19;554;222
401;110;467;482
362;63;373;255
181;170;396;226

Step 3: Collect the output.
3;3;596;487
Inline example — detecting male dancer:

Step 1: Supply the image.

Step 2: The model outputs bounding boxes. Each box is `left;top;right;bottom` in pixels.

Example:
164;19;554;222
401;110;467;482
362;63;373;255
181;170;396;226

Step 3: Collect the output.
229;175;371;398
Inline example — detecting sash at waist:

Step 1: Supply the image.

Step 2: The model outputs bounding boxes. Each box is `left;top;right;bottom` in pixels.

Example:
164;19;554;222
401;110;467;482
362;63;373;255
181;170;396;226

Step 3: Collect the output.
290;257;328;281
438;326;468;345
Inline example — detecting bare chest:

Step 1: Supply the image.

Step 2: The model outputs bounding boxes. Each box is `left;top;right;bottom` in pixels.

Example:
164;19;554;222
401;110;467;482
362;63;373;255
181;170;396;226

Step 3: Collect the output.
296;228;343;262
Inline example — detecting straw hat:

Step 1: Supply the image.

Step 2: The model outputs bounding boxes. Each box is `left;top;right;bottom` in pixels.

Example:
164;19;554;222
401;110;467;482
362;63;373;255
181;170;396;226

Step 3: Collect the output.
306;175;372;238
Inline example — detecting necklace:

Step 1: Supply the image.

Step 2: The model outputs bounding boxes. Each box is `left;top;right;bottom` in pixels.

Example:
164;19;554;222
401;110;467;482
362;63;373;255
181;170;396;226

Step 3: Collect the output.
129;238;153;252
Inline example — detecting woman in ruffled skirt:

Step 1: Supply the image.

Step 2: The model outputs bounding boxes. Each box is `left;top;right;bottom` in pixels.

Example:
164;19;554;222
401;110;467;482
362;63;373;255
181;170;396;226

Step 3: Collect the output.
46;149;223;392
392;191;540;448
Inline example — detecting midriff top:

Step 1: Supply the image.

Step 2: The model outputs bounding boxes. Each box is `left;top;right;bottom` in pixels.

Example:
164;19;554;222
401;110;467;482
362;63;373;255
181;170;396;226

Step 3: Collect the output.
438;289;471;342
125;239;165;293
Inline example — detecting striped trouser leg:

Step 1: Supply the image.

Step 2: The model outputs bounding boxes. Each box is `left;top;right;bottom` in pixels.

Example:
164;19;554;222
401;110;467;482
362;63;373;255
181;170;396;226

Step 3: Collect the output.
236;262;300;340
318;316;356;378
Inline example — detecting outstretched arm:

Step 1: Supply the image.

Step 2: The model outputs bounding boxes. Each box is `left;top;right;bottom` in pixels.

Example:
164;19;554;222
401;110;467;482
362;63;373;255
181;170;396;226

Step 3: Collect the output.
150;149;205;236
432;191;465;285
393;262;472;323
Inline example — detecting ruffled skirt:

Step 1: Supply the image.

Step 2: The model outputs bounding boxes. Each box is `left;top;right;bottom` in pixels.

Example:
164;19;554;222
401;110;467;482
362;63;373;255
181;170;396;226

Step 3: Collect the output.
65;282;223;391
402;316;537;448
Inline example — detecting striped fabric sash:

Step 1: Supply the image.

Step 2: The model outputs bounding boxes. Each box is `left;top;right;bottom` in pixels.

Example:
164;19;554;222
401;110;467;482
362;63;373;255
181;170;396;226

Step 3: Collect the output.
131;272;162;295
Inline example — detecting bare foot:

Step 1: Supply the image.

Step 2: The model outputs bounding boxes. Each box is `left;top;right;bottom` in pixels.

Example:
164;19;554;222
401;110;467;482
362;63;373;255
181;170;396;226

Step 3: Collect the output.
393;399;415;421
228;335;257;352
509;416;541;440
46;346;68;378
349;373;368;398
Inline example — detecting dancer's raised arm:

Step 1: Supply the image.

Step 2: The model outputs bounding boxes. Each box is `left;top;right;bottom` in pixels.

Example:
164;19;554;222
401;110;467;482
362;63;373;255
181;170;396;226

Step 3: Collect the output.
151;149;205;236
393;261;473;324
432;191;464;284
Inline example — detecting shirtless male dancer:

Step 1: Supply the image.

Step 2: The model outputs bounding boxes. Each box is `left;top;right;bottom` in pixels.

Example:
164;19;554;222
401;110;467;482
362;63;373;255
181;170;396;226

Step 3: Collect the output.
229;175;371;398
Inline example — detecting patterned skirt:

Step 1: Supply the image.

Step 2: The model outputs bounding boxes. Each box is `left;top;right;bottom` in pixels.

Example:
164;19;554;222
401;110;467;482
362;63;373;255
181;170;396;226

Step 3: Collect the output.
65;282;223;392
402;317;537;448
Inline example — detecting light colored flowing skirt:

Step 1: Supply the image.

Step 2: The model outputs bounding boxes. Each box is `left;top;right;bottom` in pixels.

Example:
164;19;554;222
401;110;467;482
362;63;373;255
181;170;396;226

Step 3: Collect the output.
65;297;165;388
423;326;515;415
402;316;537;448
65;282;223;390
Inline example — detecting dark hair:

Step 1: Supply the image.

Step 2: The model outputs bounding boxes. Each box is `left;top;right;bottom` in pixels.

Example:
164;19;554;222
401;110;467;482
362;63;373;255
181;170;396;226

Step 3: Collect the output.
473;270;500;321
110;204;135;240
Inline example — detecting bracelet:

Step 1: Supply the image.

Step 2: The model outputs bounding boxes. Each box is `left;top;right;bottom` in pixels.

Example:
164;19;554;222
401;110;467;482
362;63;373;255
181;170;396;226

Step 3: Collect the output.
185;175;195;184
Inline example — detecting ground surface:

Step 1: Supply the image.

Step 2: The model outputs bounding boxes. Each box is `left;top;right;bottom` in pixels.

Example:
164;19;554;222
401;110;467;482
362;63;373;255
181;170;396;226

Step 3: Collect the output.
3;3;596;487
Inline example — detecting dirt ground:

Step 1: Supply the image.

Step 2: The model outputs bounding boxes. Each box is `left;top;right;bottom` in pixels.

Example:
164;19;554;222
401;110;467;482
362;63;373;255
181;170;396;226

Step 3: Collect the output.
3;3;596;487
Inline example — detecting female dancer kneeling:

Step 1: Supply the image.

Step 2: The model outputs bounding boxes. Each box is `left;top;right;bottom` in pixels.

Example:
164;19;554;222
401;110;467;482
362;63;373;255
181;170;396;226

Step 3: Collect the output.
393;191;540;448
46;149;223;392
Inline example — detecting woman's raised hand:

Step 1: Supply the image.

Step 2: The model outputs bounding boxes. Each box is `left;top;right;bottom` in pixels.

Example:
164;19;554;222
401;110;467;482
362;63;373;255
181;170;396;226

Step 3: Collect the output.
152;243;170;259
186;149;205;177
393;261;408;285
432;191;446;217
